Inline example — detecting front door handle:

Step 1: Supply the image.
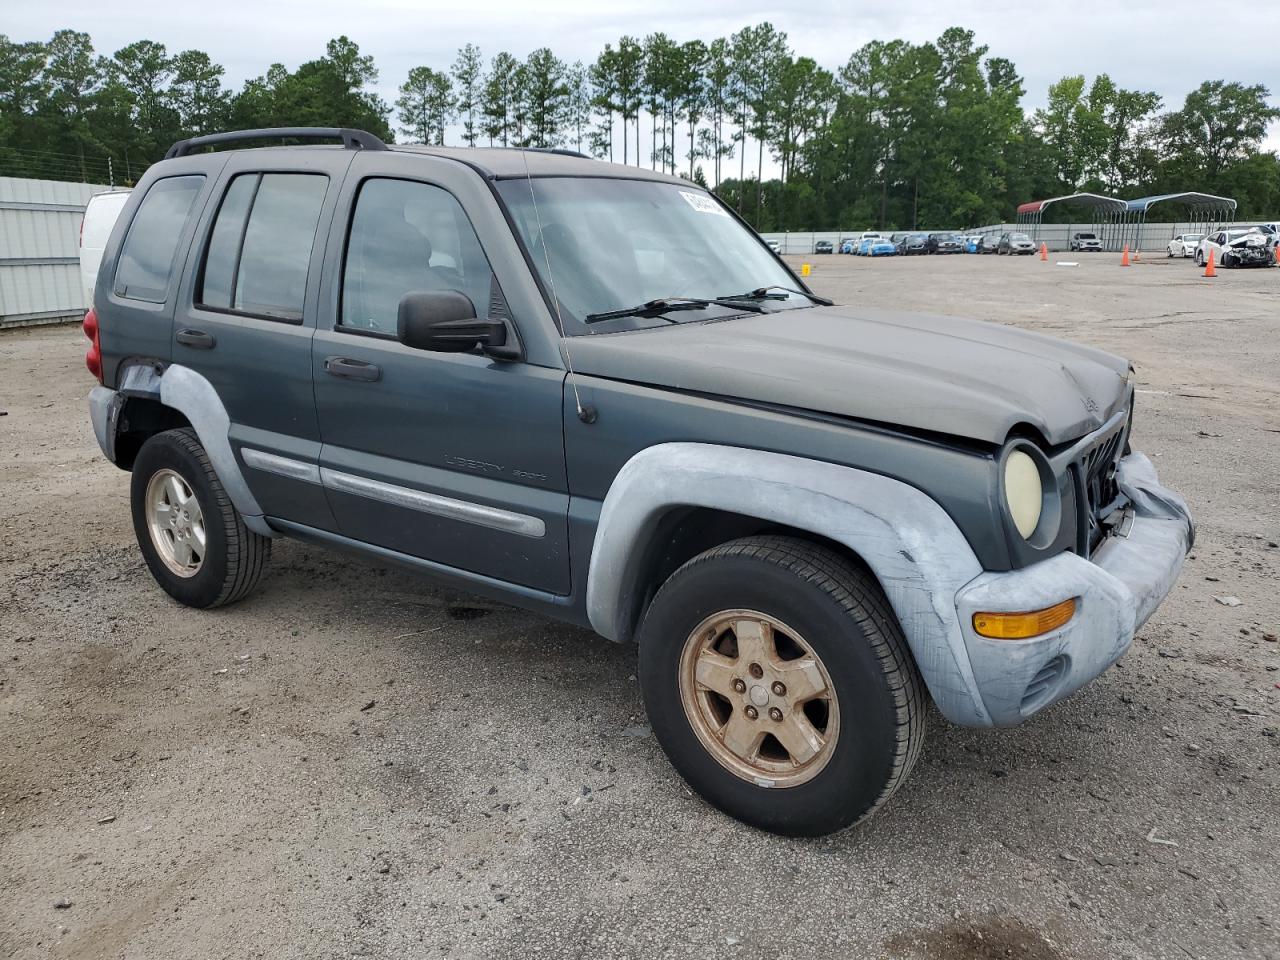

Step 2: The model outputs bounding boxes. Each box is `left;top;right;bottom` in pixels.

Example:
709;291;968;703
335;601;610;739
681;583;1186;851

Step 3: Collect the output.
176;329;216;350
324;356;382;382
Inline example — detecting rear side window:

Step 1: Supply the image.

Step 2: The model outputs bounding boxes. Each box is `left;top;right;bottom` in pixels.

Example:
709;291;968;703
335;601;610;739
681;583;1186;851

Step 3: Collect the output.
197;173;328;322
114;176;204;303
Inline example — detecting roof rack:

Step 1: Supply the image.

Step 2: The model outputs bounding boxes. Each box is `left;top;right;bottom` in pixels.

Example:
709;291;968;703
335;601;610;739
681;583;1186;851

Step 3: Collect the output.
165;127;388;160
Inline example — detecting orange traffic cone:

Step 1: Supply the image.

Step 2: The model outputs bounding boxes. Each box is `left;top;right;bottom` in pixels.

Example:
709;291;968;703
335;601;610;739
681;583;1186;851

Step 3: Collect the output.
1120;244;1130;266
1275;244;1280;266
1203;250;1216;278
1039;242;1048;261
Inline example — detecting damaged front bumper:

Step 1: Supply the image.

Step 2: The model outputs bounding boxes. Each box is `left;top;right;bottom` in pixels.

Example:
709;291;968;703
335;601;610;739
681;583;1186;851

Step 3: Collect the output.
1224;242;1275;267
953;452;1193;726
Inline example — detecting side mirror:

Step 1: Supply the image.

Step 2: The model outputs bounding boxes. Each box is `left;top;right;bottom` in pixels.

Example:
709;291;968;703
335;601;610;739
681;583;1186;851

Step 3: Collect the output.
396;290;514;358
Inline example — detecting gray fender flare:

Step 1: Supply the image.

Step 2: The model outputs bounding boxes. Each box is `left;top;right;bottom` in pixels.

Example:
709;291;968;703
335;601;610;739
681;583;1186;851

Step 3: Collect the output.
102;362;272;537
158;365;271;536
585;442;993;726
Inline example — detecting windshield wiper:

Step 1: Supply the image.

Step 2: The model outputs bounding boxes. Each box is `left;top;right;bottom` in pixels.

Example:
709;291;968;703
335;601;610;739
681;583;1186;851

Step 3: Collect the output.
584;296;767;324
720;285;833;306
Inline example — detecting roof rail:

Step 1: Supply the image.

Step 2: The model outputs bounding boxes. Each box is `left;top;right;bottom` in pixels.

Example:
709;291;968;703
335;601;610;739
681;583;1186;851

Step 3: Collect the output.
164;127;389;160
523;147;590;159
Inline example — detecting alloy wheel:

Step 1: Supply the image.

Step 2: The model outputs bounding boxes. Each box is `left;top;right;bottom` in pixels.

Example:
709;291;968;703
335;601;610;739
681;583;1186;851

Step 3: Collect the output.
677;609;840;788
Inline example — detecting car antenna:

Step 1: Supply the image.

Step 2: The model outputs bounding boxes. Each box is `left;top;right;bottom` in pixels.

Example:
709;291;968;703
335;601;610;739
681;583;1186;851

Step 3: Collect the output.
520;148;595;424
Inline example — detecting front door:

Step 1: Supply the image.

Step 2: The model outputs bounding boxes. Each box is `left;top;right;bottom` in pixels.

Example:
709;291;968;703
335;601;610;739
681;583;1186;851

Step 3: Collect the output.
311;156;570;595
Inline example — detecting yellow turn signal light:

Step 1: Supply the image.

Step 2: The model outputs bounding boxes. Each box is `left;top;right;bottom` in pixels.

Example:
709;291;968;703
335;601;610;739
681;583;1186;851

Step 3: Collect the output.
972;598;1077;640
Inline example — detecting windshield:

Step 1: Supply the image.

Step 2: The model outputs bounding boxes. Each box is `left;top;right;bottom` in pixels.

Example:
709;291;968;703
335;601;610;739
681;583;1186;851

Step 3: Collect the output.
497;177;811;334
1010;233;1030;241
1077;233;1096;239
1184;234;1203;241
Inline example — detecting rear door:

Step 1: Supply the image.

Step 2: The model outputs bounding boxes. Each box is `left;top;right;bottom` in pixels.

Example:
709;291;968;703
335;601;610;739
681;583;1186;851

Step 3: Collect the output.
310;151;570;594
170;149;353;531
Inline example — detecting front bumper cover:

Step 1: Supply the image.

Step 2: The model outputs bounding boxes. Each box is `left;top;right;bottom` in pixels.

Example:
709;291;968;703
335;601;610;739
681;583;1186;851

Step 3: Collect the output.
953;453;1192;725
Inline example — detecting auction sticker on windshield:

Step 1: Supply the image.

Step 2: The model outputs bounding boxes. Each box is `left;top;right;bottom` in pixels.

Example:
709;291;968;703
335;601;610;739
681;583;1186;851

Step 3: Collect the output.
680;191;729;216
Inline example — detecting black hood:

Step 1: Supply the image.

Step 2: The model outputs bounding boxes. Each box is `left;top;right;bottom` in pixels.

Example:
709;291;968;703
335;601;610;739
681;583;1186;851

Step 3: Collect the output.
566;306;1132;446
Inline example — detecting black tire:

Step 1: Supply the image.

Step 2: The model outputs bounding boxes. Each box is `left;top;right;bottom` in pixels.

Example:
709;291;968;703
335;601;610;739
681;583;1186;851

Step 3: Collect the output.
130;428;270;608
637;535;926;836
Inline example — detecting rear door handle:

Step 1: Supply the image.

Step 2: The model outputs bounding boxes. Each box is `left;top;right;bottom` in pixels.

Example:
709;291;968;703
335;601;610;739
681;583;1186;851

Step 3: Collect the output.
175;329;216;350
324;356;382;382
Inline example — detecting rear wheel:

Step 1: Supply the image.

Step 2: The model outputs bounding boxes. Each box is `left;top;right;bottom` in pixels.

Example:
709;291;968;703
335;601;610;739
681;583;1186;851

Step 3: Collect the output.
638;536;926;836
131;428;270;608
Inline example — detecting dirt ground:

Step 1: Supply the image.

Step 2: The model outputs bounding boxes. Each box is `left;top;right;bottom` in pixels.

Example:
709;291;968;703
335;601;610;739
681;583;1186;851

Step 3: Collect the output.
2;252;1277;960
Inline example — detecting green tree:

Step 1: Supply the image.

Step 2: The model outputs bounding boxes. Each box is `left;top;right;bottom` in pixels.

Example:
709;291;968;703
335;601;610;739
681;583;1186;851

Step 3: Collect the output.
519;48;569;148
480;51;519;147
397;66;452;144
452;43;483;147
614;36;644;165
588;45;619;161
1158;80;1278;180
169;50;229;135
565;61;591;154
43;30;103;180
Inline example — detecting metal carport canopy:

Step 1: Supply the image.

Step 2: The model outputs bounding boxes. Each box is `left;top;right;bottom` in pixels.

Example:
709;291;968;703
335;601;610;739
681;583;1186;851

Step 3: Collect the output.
1017;192;1127;215
1124;192;1236;214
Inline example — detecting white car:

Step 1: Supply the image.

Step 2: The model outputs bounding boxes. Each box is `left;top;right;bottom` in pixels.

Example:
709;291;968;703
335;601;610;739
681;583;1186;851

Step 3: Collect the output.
1196;227;1273;268
79;190;132;304
765;239;782;255
1166;233;1202;258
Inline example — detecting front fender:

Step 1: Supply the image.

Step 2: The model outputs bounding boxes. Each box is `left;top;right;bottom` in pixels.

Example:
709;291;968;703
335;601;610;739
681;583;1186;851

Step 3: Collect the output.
585;442;993;726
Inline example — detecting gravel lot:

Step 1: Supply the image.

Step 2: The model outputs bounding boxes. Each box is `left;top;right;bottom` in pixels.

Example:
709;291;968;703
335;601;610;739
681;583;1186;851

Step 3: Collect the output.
2;252;1277;960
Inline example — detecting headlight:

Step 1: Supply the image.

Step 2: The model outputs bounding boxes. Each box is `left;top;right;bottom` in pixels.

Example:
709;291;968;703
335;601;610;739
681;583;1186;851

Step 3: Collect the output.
1004;450;1043;539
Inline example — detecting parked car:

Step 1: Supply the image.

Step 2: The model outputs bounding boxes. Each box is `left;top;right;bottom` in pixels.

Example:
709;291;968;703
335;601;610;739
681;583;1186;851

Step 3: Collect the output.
900;234;929;255
840;238;857;254
813;239;833;254
962;235;982;253
1069;232;1102;253
1196;228;1273;268
765;239;782;255
977;235;998;254
1165;233;1202;258
866;237;897;257
997;232;1037;255
79;190;133;305
85;126;1193;837
928;233;963;254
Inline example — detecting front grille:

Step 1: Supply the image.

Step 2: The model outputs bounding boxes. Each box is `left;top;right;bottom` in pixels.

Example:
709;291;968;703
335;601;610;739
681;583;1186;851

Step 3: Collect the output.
1076;416;1128;554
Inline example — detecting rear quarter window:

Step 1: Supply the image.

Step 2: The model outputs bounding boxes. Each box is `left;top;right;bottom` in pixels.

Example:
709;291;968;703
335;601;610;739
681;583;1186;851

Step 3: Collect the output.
113;176;204;303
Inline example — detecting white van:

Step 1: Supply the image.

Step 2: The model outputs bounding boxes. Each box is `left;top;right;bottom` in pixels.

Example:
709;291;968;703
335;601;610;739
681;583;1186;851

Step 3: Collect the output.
79;190;132;305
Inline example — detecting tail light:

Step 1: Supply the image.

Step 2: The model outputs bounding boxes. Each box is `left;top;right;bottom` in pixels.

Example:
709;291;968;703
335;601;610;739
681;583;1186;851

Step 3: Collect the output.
83;307;103;383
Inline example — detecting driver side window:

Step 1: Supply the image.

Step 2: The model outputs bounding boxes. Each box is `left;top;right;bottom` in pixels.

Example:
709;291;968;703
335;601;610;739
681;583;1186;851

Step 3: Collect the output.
340;178;494;334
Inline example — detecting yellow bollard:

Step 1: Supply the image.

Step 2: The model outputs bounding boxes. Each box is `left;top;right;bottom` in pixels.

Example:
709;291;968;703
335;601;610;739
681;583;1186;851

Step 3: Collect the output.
801;263;811;277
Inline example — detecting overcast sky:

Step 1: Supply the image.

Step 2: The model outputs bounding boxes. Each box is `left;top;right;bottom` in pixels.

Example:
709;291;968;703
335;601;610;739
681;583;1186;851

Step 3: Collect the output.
10;0;1280;163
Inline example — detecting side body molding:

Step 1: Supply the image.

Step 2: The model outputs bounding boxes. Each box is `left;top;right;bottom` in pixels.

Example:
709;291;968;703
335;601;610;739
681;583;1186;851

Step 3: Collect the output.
585;442;993;726
158;364;272;536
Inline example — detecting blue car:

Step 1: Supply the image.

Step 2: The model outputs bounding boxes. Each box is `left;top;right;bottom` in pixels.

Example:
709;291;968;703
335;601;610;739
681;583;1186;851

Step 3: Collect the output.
867;238;897;257
964;236;981;253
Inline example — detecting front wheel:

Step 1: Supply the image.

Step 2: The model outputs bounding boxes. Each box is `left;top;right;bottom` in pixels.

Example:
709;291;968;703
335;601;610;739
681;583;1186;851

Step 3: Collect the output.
638;536;926;836
130;428;271;608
